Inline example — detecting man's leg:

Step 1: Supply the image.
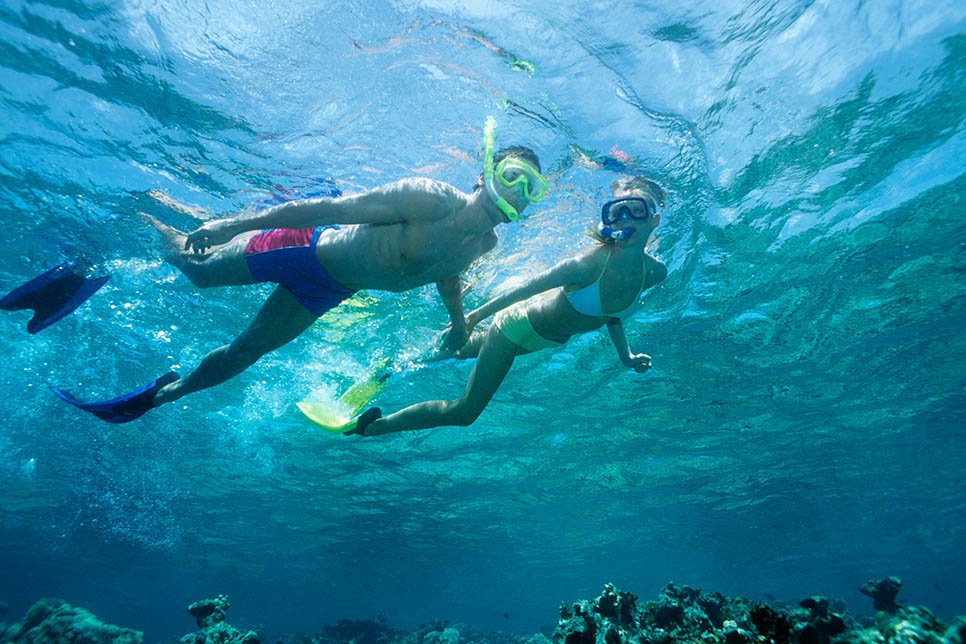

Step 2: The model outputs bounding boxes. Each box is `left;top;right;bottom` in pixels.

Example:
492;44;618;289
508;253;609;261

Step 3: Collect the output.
154;286;318;405
143;214;256;288
365;326;522;435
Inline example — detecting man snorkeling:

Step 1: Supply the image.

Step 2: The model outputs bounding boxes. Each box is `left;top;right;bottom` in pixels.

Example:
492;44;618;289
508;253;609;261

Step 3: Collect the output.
52;119;548;425
347;175;667;437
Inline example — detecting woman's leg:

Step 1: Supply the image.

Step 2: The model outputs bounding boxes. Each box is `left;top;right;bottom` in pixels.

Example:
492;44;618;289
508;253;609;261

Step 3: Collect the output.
365;325;524;436
154;286;318;405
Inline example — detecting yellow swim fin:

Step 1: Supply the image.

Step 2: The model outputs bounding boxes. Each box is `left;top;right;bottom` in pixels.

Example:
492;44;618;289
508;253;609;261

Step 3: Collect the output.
295;401;354;433
298;359;391;433
296;402;381;435
339;370;390;414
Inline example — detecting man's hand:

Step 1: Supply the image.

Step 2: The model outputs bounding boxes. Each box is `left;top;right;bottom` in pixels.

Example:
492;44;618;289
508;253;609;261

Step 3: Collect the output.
439;318;469;355
184;220;236;253
623;353;652;373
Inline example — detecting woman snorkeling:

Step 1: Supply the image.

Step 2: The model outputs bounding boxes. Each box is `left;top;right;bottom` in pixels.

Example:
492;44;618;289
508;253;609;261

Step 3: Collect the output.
351;176;668;437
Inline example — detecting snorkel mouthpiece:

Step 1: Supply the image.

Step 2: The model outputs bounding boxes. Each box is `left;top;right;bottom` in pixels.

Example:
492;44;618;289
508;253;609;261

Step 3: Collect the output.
597;222;635;241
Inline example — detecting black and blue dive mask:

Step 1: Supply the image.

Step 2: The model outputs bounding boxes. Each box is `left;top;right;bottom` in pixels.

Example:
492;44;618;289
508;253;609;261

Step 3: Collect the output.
597;197;652;240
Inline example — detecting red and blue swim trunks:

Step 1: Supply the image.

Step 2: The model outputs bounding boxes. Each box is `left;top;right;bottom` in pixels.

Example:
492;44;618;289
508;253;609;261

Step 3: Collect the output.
245;225;355;316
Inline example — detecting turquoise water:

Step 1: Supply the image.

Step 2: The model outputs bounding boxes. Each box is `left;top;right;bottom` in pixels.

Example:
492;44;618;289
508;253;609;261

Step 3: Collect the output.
1;0;964;641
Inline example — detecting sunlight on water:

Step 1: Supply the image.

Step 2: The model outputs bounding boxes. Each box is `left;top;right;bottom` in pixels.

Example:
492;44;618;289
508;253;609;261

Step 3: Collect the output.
0;0;964;640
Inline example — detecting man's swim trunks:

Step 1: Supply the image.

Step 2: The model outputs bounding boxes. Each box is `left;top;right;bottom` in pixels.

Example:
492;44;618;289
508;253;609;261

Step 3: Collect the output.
245;226;355;316
494;302;563;353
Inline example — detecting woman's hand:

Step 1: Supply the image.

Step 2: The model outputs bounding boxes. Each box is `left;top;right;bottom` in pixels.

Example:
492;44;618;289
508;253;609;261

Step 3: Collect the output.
623;353;652;373
184;219;237;253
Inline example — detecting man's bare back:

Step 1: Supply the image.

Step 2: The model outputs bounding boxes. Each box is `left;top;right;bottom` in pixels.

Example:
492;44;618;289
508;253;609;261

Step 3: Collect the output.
312;179;498;292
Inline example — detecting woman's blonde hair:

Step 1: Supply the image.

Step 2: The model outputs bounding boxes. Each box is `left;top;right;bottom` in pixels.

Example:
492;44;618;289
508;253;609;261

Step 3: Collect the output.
610;175;667;204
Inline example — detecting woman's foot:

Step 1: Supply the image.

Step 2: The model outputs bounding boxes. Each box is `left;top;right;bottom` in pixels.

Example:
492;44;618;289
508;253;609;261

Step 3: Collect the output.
345;407;382;436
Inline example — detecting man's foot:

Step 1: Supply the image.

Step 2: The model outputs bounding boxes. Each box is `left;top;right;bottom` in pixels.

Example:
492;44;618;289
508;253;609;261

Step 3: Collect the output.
151;377;181;406
50;372;181;424
140;212;187;251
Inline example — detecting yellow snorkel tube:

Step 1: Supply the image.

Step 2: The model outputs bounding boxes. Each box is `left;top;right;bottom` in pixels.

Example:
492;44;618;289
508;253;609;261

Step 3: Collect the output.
482;117;548;221
483;117;519;221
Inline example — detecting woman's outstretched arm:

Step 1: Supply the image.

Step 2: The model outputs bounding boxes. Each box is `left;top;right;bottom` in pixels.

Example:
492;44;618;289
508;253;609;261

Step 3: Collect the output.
606;318;652;373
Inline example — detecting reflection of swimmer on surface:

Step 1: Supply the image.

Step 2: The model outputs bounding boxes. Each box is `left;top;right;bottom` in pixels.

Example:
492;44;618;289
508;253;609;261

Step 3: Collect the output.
568;142;638;174
351;176;667;437
51;119;549;424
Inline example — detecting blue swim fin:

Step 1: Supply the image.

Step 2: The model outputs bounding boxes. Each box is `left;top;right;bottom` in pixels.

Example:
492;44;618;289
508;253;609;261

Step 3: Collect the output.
0;262;110;334
50;372;180;423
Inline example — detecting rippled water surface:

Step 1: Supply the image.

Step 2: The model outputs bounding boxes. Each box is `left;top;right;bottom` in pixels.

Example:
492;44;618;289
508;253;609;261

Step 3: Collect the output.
1;0;964;641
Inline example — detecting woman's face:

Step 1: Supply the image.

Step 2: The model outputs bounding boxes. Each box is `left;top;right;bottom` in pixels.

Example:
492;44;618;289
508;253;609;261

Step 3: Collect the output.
620;189;663;234
607;194;661;237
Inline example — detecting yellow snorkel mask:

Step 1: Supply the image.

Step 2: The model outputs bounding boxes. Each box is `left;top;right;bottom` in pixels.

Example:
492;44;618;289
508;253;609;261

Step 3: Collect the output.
482;117;548;221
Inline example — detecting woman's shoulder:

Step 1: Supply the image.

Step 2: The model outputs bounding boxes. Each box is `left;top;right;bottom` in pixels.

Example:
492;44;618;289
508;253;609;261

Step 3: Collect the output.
567;244;610;283
643;253;668;286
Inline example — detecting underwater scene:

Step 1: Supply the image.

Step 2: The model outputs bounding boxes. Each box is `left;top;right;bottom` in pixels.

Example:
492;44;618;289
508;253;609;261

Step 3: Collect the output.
1;0;965;642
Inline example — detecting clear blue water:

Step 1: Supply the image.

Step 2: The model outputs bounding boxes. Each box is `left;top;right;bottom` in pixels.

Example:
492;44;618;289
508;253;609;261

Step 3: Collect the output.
1;0;964;641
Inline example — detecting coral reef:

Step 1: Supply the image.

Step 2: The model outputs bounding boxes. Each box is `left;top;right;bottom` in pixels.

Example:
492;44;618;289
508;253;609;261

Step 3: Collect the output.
550;580;962;644
0;598;142;644
2;578;963;644
178;595;260;644
554;582;764;644
860;578;904;614
944;618;966;644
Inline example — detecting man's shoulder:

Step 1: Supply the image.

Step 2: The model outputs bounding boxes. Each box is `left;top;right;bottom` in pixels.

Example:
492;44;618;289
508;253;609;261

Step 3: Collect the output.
375;178;468;215
381;177;466;199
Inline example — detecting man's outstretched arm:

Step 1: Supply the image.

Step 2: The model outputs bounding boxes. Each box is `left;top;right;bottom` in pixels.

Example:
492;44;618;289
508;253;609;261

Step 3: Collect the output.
184;179;450;252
